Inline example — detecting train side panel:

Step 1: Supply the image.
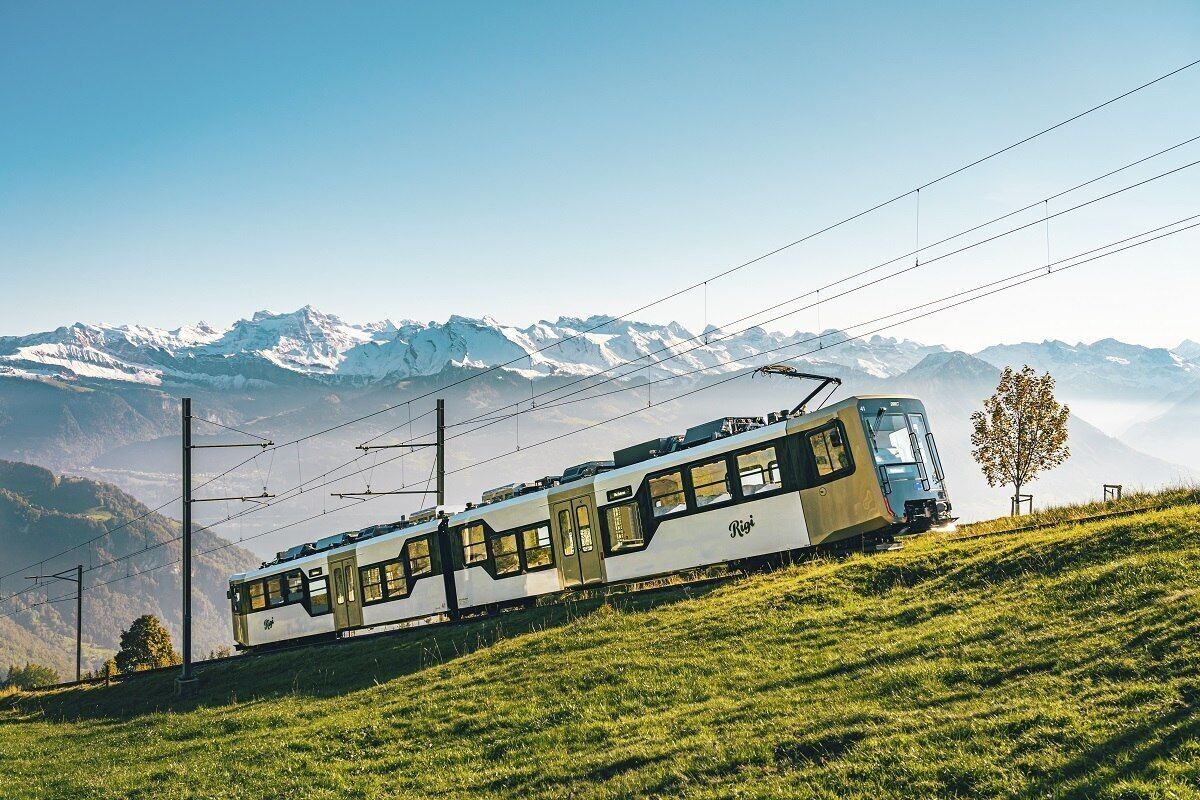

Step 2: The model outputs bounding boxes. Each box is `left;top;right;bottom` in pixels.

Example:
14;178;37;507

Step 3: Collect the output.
602;491;809;583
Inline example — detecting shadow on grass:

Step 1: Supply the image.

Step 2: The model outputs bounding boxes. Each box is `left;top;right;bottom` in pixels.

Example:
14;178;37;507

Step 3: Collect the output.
3;581;725;724
1023;699;1200;799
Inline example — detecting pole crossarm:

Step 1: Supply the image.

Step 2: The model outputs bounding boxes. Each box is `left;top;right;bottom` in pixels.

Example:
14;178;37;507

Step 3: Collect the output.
329;489;436;498
25;569;81;584
191;492;276;504
190;441;274;449
355;442;436;450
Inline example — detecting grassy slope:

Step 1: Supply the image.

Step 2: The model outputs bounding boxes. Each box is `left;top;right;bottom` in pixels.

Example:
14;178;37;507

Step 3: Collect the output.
2;503;1199;799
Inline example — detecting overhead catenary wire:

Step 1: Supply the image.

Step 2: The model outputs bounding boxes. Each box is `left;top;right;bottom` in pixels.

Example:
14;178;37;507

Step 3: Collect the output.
359;148;1200;439
219;59;1200;456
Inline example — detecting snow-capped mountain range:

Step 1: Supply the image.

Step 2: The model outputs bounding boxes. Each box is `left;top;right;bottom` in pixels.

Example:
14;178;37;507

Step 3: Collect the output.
0;306;951;387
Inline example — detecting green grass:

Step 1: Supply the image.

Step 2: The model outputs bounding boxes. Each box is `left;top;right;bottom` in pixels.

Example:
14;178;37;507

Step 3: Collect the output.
3;499;1200;799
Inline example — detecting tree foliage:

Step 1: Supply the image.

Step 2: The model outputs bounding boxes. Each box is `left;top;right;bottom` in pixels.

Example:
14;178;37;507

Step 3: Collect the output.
4;662;60;689
971;365;1070;510
115;615;181;673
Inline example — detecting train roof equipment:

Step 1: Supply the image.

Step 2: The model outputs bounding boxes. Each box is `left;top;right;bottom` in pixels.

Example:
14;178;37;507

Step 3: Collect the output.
753;365;843;417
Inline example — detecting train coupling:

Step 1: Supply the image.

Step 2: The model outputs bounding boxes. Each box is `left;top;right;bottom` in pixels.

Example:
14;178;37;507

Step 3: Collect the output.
903;498;956;534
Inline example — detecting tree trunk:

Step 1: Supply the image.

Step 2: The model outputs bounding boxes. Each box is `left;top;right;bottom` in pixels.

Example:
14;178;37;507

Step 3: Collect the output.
1012;482;1022;516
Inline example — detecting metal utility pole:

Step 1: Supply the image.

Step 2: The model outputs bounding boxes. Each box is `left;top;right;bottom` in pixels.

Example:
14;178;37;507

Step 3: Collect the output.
26;566;83;682
337;398;447;505
180;398;273;689
181;397;192;683
436;398;445;505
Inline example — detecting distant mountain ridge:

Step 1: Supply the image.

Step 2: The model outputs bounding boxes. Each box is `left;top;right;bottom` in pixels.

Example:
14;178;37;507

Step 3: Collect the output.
0;305;950;387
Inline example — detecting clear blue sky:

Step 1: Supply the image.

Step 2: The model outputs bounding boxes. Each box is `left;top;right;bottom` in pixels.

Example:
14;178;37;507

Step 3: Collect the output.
2;1;1198;350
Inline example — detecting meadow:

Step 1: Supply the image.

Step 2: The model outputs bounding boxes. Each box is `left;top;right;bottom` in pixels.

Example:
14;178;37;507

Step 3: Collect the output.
2;498;1198;799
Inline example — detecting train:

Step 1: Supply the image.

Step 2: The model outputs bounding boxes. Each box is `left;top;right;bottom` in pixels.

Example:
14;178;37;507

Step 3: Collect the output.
228;392;954;649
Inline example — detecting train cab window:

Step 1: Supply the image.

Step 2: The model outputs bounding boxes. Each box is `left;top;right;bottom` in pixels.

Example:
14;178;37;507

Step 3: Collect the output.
385;562;406;596
407;537;433;577
361;566;384;603
808;426;851;478
690;460;732;507
649;470;687;517
576;506;595;552
308;577;330;615
461;524;488;565
738;447;782;496
522;525;553;569
249;581;266;611
864;411;916;465
284;570;305;603
266;576;286;607
605;502;644;551
492;533;521;575
558;509;576;556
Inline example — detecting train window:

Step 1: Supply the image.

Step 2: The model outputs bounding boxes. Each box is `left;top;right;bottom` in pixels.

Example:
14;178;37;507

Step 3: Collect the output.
576;506;595;552
808;427;850;477
690;460;732;508
407;537;433;576
334;567;346;605
649;470;687;517
284;571;305;603
461;524;488;565
249;581;266;611
738;447;781;496
863;411;916;465
361;566;384;603
385;562;406;596
605;502;644;551
308;578;330;615
493;533;521;575
522;525;553;569
558;509;576;556
266;576;286;607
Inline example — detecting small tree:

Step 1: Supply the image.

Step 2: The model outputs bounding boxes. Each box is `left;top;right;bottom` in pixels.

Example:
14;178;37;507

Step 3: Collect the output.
971;365;1070;514
4;662;60;689
115;615;181;673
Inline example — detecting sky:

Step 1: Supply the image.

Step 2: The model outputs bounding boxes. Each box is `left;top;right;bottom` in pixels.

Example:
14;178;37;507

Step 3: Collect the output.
2;1;1198;351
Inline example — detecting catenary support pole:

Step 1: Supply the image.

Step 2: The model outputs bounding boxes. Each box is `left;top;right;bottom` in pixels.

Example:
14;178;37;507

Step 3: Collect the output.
74;564;82;682
436;398;445;505
181;397;193;682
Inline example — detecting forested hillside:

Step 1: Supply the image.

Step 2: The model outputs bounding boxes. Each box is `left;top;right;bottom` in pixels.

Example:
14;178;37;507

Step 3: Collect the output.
0;461;258;676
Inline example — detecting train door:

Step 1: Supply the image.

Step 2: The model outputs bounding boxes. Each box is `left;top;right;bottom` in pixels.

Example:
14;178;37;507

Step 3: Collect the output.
551;493;605;588
328;553;363;631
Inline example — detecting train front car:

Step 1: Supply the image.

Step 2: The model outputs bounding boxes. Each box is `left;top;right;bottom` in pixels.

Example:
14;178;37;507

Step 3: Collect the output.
853;395;954;537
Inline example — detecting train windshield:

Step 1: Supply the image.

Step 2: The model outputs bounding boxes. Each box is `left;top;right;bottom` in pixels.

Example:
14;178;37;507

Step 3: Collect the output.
861;406;944;491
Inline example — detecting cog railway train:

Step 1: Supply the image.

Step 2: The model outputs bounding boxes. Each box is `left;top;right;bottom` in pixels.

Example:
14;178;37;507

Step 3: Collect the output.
228;392;954;649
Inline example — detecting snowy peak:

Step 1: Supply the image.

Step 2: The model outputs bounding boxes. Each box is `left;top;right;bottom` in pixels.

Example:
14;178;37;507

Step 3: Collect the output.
1173;340;1200;362
974;338;1199;396
0;307;974;388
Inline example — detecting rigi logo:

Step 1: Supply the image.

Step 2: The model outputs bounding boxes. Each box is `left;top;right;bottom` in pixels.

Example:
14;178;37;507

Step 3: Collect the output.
728;515;755;538
263;618;275;631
